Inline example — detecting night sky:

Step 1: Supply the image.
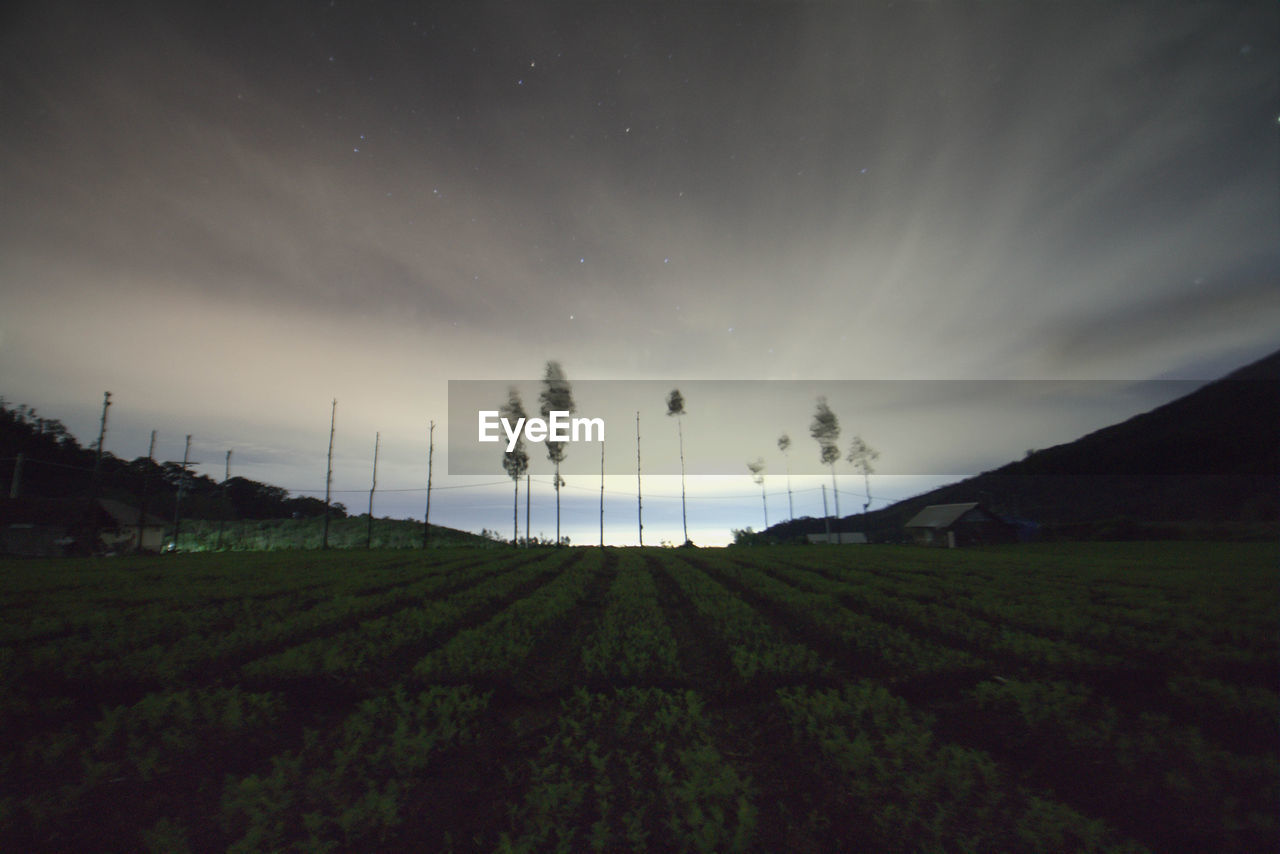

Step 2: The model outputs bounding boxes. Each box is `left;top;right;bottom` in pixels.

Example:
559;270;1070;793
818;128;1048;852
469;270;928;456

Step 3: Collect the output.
2;1;1277;544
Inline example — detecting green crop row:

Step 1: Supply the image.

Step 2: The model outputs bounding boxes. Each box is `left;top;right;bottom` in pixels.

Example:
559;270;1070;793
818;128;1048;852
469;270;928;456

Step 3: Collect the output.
761;560;1122;674
658;557;828;683
10;554;520;686
221;684;491;853
580;553;680;681
241;551;572;682
499;687;755;853
701;557;980;680
414;550;603;683
776;681;1148;853
967;677;1279;852
8;686;286;852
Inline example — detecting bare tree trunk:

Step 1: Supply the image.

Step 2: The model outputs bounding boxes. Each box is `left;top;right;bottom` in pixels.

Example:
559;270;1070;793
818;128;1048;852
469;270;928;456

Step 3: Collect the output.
678;416;688;544
635;411;643;546
599;440;605;548
829;464;840;544
822;484;831;541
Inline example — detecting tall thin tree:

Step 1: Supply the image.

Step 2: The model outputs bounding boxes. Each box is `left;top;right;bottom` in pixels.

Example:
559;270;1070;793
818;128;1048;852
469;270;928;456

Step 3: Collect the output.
667;388;689;545
747;457;768;529
777;433;794;521
847;435;879;537
538;361;574;545
810;396;841;541
501;387;529;546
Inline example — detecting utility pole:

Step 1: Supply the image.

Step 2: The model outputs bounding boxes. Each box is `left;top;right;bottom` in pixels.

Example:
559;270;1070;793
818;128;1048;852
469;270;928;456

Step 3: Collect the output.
216;450;231;550
635;411;643;546
92;391;112;483
136;431;156;552
367;432;379;549
85;391;112;550
422;420;434;549
524;472;530;547
323;399;336;550
171;435;194;550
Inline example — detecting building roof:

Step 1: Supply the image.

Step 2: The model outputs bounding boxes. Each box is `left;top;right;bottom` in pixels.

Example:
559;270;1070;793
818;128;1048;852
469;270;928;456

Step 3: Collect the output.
96;498;167;528
903;502;986;530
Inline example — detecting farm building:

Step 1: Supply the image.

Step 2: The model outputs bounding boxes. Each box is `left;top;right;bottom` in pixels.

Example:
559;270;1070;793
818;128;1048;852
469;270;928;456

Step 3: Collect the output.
0;498;167;556
903;502;1017;548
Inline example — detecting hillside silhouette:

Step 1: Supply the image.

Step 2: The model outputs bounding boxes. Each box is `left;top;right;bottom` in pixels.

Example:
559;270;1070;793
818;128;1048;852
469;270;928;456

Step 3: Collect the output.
765;348;1279;542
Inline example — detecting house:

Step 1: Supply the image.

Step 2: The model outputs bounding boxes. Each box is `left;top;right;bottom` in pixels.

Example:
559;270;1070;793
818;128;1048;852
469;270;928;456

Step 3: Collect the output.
96;498;168;553
0;498;167;556
903;502;1017;548
806;532;868;545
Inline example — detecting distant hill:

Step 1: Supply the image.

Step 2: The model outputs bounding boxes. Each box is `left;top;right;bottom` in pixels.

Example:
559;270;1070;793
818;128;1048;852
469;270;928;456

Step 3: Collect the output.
0;399;490;550
766;348;1279;542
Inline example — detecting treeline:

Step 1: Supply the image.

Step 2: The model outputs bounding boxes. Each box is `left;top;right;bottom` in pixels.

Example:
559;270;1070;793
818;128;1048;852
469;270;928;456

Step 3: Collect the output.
0;400;344;521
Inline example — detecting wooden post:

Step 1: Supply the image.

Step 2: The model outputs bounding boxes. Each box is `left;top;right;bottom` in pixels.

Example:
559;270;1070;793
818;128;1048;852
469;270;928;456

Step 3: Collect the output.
367;432;379;549
323;399;336;550
422;420;434;549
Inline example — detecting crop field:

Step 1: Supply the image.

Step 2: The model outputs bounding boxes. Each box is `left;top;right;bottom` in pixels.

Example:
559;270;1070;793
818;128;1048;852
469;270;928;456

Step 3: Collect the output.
2;542;1276;852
